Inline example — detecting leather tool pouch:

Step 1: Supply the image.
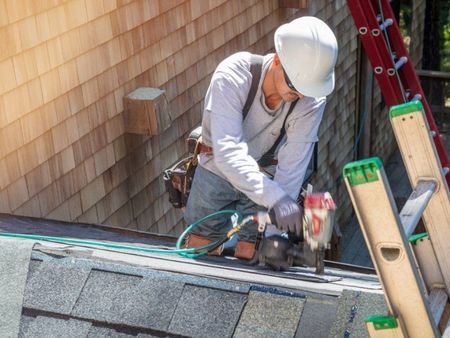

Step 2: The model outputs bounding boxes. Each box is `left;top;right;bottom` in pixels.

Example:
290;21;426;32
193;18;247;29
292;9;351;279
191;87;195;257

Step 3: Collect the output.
163;127;202;209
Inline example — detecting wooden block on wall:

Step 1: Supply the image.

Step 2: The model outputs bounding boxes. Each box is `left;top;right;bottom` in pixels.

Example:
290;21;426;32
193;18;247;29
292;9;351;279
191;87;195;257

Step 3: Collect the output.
123;87;171;136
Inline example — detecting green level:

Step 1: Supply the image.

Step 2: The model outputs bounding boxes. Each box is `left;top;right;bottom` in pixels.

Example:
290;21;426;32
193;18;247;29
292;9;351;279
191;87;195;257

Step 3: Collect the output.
343;157;383;186
389;100;423;118
409;232;428;245
365;315;398;330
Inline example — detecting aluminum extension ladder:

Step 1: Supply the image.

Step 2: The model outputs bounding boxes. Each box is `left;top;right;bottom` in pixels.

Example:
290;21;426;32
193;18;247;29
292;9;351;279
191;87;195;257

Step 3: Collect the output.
347;0;450;187
343;101;450;337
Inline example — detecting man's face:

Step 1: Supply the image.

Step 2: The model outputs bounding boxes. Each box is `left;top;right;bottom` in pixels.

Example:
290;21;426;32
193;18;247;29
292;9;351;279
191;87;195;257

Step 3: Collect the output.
275;63;304;102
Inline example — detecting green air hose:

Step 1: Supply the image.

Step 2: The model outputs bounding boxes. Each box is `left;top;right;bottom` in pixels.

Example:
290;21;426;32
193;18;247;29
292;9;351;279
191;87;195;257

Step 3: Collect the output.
0;210;244;258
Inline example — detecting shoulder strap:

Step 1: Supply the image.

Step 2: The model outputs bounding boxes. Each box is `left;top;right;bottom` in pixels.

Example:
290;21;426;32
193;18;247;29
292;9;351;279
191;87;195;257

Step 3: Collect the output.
257;99;299;167
242;54;263;120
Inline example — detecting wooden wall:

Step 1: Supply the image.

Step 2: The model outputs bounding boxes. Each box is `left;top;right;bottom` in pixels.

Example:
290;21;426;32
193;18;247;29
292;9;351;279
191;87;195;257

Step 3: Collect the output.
0;0;303;234
0;0;426;235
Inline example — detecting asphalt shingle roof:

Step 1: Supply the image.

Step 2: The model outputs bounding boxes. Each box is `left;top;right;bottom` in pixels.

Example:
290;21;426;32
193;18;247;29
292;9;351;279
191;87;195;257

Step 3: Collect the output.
0;214;384;338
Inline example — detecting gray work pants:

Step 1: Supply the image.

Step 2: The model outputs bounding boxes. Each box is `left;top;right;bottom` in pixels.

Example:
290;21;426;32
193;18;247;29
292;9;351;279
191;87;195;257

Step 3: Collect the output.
184;165;265;242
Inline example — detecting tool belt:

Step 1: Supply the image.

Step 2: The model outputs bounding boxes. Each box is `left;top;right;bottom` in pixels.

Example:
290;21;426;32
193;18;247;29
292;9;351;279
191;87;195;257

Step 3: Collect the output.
163;127;208;209
163;124;284;209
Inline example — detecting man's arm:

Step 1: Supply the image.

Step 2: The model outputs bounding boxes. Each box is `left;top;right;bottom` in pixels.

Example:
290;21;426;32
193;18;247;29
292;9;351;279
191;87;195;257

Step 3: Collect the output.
207;71;287;208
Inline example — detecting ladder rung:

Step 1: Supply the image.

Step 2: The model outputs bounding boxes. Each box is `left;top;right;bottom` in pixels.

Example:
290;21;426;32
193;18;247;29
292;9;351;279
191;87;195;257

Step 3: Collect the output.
394;56;408;70
379;18;393;31
400;180;437;238
412;94;422;101
429;288;448;325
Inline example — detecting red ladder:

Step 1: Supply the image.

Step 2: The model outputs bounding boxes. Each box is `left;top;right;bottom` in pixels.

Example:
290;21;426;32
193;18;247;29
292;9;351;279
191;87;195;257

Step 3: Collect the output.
347;0;450;186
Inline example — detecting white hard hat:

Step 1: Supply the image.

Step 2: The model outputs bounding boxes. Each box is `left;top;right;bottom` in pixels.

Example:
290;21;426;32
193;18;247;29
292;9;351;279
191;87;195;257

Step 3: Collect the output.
274;16;338;97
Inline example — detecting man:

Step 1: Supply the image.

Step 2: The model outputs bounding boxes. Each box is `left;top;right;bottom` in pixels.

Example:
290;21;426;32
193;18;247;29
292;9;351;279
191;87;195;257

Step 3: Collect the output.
184;16;338;260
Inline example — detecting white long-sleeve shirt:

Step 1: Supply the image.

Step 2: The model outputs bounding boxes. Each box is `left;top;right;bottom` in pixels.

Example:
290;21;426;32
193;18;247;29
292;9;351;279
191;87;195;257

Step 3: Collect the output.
198;52;326;209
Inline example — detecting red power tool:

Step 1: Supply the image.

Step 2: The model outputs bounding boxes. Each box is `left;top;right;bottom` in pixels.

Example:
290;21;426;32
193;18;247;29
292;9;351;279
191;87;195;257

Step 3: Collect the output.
253;191;337;273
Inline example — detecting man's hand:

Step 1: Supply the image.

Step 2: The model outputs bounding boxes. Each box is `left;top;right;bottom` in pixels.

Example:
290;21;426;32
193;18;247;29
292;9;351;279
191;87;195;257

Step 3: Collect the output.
270;195;303;236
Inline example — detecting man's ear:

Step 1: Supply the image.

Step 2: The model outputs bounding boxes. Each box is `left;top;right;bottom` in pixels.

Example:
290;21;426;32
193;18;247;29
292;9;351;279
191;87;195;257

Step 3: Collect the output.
273;53;281;65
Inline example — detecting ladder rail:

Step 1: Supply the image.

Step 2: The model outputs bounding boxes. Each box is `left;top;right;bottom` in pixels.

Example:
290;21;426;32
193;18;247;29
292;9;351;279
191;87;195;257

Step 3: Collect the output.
343;158;440;337
373;0;450;172
348;0;400;105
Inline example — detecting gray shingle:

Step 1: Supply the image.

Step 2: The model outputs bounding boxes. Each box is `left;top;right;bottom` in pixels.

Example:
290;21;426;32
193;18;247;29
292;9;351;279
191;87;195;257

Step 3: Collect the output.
234;290;305;338
72;270;184;331
168;285;247;338
86;326;160;337
19;316;91;338
328;290;387;338
0;238;35;338
23;260;90;314
295;296;338;338
18;315;34;337
31;250;251;294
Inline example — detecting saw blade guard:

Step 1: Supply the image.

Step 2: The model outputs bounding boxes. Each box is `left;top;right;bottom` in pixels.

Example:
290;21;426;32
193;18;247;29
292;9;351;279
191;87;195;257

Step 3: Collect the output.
303;192;336;250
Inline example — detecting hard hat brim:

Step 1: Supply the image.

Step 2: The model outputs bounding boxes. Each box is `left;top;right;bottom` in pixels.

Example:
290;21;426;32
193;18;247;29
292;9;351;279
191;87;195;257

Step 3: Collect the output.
292;72;335;98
